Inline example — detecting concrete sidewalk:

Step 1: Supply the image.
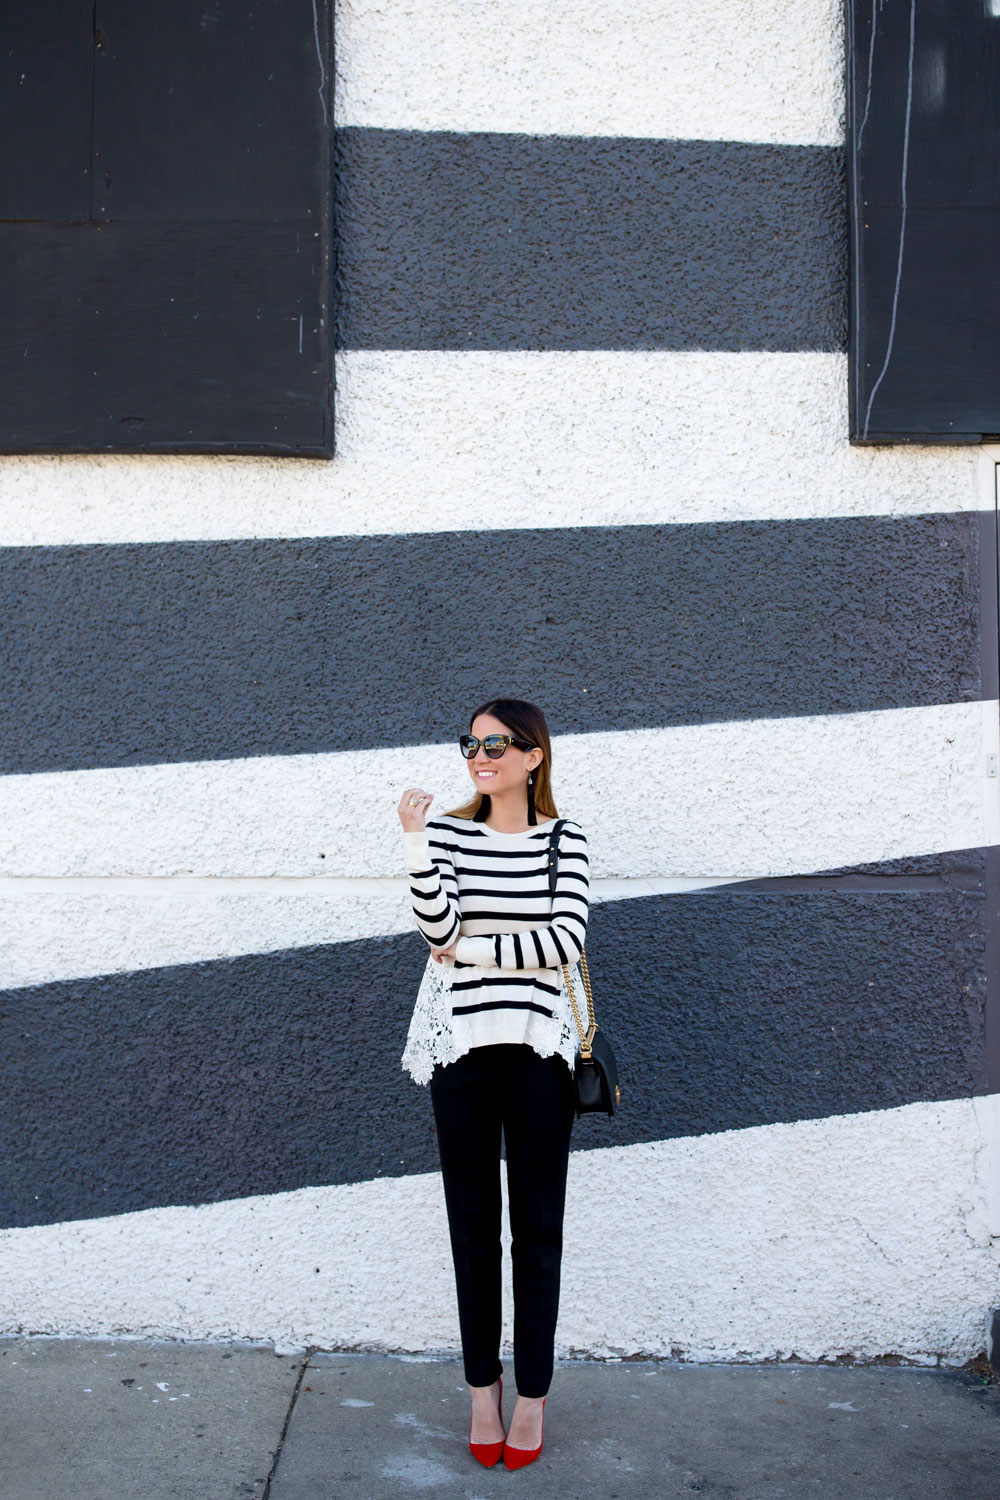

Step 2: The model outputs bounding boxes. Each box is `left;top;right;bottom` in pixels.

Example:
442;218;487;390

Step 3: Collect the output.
1;1341;998;1500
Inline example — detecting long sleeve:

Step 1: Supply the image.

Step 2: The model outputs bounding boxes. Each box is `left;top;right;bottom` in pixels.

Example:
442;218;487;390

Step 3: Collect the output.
403;828;461;949
454;826;589;970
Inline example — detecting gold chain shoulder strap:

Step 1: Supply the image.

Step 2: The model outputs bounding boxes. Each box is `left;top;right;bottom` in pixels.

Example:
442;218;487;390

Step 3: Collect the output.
548;817;598;1058
561;951;597;1058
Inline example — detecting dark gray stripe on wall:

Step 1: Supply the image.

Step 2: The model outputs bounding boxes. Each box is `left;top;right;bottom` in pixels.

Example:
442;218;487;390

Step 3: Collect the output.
0;513;982;775
334;130;846;351
730;846;987;887
0;873;986;1229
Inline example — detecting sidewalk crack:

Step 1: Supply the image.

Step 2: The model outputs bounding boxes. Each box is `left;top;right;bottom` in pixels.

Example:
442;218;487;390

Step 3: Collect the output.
261;1349;312;1500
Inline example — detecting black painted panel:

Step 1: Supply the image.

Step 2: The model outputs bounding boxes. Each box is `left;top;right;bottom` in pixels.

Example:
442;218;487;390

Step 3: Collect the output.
0;884;985;1229
0;514;980;775
848;0;1000;440
335;130;846;351
93;2;328;222
854;208;1000;439
0;3;93;220
0;222;329;453
0;1;333;456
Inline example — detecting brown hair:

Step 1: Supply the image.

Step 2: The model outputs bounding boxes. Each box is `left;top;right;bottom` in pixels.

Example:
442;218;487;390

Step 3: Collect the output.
448;698;558;821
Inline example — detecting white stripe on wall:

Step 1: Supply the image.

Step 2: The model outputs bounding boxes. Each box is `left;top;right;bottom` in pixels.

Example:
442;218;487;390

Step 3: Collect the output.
334;0;844;147
1;704;995;880
0;877;734;991
0;354;981;547
0;886;409;991
2;1096;994;1361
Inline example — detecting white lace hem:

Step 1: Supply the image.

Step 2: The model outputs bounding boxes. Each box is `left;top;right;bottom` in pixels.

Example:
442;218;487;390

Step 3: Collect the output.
400;956;581;1085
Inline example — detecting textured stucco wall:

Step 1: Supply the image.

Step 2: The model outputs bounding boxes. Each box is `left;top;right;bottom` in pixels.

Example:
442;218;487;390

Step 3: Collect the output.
334;0;846;144
1;882;991;1229
0;513;986;774
2;705;996;881
0;0;997;1359
2;1099;996;1364
333;131;848;351
0;354;982;547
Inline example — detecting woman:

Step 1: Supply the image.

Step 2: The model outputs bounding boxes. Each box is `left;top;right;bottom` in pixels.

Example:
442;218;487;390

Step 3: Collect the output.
396;697;589;1471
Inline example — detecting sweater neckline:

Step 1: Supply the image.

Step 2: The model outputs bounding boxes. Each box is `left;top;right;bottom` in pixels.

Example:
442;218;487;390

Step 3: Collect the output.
476;817;559;839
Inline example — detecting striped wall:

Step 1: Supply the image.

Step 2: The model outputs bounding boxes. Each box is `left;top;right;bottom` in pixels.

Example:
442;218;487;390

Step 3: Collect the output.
1;1;998;1362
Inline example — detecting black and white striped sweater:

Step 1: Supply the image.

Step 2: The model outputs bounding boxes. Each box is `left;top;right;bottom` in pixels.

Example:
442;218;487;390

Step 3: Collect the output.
402;814;589;1059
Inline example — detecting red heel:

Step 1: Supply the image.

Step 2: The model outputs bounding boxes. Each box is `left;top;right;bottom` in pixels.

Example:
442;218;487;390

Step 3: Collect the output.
503;1396;545;1471
469;1377;505;1468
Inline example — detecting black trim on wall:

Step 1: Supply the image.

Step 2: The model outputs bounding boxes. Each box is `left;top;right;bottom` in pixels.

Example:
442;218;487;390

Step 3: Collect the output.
335;130;846;351
979;501;1000;1093
985;847;1000;1095
0;877;987;1229
0;513;981;775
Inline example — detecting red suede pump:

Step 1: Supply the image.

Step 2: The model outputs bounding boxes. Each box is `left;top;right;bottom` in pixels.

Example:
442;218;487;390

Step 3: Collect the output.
469;1378;505;1468
502;1397;545;1471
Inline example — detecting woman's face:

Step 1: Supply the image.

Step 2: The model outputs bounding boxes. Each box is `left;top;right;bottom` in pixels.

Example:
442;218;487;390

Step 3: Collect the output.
467;712;541;797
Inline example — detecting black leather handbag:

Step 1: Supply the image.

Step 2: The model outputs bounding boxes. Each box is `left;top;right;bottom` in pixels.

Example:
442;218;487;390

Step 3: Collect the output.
547;820;620;1117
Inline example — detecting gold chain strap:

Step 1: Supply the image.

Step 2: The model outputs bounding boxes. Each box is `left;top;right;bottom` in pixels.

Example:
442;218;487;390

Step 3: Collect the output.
561;949;597;1057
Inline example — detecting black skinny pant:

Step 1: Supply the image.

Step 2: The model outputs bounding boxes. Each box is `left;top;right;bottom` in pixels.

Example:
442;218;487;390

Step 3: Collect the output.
430;1044;576;1398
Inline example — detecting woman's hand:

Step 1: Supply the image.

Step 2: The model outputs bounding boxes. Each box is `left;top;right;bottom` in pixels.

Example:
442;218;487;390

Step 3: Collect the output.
398;787;435;831
431;940;458;965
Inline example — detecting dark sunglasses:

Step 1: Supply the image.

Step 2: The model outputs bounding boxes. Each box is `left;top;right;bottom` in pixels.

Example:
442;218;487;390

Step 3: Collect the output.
459;733;536;760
